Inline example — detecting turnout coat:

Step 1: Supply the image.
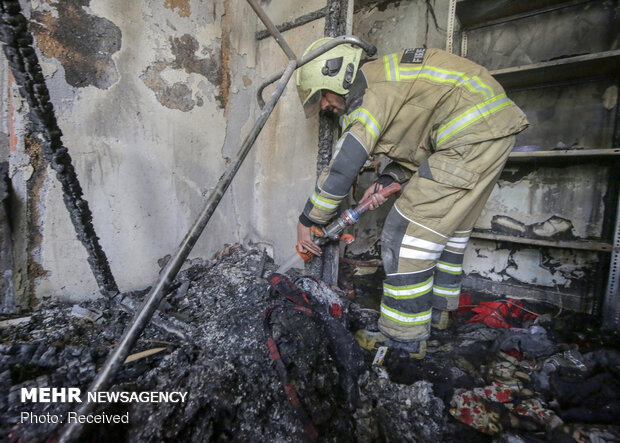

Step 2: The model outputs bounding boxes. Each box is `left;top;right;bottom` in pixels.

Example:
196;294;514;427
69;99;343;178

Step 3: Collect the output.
301;48;528;226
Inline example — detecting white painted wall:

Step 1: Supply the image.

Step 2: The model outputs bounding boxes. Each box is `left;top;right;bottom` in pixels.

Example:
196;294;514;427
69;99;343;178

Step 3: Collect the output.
1;0;334;303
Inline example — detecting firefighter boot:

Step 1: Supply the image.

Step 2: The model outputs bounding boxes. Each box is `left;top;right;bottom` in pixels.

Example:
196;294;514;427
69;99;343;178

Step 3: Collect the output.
431;309;450;330
354;330;427;359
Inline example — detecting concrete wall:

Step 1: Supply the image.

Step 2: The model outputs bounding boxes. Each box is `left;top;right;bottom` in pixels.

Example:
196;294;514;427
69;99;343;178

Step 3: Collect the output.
2;0;335;304
6;0;613;312
4;0;256;302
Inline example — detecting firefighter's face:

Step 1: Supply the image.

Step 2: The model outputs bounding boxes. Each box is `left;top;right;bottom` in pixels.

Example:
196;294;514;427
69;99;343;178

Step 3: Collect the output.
320;91;346;116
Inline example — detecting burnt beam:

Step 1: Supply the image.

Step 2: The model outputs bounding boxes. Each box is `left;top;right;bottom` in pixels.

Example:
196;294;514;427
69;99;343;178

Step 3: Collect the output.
256;7;328;41
0;0;119;297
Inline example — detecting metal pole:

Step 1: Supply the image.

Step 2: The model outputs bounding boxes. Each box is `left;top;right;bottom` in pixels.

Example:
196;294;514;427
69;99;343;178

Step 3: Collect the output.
603;192;620;331
247;0;297;61
57;60;298;443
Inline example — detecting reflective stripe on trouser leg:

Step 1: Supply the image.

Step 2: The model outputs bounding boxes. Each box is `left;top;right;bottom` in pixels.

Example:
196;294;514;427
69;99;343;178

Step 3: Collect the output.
432;231;469;310
379;206;447;341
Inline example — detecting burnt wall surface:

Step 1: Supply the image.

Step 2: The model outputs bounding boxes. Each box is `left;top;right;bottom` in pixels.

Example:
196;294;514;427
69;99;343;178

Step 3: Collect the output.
511;80;617;151
353;0;450;55
29;0;122;89
478;164;609;240
2;0;359;303
3;0;269;302
464;1;620;70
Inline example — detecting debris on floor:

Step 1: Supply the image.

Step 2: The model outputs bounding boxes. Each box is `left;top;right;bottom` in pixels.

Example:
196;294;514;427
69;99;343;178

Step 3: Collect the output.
0;243;619;442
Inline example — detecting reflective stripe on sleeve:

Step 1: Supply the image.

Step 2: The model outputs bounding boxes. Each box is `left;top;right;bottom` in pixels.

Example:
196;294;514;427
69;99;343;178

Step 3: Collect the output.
436;94;512;147
384;53;399;81
310;191;339;211
380;305;432;325
384;277;433;299
342;107;382;140
333;137;345;159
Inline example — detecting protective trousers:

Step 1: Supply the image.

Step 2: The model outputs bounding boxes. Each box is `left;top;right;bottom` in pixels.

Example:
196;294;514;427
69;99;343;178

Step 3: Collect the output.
378;136;516;341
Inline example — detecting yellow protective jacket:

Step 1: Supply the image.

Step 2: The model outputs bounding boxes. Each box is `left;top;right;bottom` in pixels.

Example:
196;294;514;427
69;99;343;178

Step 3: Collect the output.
301;48;528;225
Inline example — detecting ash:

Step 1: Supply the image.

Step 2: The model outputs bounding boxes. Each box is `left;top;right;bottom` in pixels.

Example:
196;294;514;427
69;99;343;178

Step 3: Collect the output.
0;244;444;442
4;243;617;442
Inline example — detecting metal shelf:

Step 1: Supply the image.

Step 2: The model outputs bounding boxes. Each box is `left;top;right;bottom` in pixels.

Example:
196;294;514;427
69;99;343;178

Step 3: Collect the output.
470;231;613;252
456;0;589;30
462;275;589;312
508;148;620;162
490;50;620;89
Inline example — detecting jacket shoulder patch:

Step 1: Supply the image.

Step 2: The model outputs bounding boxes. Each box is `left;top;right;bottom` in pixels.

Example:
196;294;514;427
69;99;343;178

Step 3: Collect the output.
401;48;426;64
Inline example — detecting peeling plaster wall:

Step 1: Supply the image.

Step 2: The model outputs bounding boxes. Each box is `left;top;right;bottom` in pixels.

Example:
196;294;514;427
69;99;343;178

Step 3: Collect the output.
5;0;266;302
354;0;451;55
463;239;599;291
246;0;326;265
478;164;609;240
5;0;333;302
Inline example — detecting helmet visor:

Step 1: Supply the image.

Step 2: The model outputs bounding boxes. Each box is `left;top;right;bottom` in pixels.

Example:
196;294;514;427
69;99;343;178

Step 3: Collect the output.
302;90;321;119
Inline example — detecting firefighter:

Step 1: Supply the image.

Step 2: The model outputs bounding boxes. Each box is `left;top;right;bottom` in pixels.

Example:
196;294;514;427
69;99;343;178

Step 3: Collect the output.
296;38;528;358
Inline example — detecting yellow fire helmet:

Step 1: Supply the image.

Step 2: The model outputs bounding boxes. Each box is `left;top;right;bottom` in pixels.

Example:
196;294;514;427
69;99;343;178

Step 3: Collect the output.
296;37;363;118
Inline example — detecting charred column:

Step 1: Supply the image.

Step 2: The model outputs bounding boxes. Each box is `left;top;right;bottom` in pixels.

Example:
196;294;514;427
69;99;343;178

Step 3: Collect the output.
0;0;119;297
306;0;350;283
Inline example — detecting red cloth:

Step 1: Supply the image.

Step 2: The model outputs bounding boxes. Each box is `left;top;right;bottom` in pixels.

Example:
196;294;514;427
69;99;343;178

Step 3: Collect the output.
460;297;537;328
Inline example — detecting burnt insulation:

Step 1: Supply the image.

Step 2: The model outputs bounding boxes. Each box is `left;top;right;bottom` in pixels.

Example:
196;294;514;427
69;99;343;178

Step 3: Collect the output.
0;0;118;297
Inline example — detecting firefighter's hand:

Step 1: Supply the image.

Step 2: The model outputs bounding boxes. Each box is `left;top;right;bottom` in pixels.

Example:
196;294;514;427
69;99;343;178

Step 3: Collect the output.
297;221;322;256
361;183;387;210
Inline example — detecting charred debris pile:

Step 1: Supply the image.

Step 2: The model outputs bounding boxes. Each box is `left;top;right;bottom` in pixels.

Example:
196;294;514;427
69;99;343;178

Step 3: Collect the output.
1;244;619;442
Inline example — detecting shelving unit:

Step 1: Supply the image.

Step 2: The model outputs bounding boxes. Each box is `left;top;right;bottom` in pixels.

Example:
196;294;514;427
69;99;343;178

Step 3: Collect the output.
456;0;591;30
456;0;619;323
490;50;620;89
470;231;613;252
508;148;620;162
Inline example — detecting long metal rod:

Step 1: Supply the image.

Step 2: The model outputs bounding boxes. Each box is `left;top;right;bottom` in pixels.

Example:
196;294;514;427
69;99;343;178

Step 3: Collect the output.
247;0;296;60
57;60;298;443
602;192;620;330
257;35;377;107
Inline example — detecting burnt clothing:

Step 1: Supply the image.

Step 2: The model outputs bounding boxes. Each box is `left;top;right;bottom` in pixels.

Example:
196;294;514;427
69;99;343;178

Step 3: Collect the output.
300;48;528;342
